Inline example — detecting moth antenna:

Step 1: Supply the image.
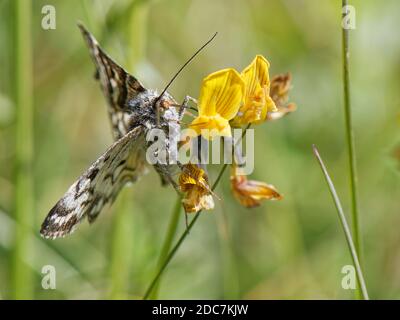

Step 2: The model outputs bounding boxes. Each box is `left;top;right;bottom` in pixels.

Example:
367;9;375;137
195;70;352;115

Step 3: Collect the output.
156;32;218;126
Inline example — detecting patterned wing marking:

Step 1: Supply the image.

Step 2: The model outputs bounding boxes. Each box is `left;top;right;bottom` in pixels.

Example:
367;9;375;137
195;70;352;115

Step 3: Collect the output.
40;127;147;239
78;23;146;139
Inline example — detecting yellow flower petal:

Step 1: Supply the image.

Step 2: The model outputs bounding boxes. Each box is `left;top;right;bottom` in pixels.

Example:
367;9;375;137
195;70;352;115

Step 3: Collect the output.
232;55;277;125
198;68;244;119
189;69;244;140
230;165;282;208
190;114;231;140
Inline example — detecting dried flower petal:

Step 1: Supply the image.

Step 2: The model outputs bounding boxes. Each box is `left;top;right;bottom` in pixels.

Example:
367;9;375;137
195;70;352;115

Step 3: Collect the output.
230;166;282;208
179;164;214;213
266;103;297;121
267;73;296;120
270;73;291;106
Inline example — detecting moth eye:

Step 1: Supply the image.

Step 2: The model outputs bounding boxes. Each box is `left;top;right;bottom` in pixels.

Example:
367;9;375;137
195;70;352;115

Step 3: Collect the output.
155;100;167;110
160;99;172;109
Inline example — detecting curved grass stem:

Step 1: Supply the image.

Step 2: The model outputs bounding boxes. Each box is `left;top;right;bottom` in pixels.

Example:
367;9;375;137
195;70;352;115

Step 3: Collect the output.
313;145;369;300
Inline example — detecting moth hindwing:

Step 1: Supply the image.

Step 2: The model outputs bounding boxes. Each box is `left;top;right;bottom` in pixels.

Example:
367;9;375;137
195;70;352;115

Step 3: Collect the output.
40;127;146;239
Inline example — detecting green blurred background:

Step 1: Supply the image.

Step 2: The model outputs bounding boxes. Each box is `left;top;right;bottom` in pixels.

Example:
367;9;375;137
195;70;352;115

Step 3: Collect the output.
1;0;400;299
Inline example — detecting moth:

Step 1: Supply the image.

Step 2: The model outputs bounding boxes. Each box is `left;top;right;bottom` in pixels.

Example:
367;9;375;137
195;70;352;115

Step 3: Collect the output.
40;24;194;239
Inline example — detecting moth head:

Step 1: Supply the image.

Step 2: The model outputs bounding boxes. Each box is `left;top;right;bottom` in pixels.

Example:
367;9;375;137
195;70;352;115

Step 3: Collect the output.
153;91;178;121
154;92;175;109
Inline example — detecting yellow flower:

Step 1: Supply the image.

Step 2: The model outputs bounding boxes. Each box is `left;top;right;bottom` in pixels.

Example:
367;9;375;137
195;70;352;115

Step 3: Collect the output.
232;55;277;125
179;164;214;213
266;73;297;121
230;165;282;208
190;69;244;140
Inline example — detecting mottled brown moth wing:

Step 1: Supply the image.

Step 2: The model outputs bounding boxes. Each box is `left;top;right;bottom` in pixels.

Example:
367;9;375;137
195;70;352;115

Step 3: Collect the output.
78;23;146;140
40;127;146;239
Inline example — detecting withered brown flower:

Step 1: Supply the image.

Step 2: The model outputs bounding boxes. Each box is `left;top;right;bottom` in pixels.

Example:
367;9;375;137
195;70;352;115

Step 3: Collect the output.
230;165;282;208
179;164;214;213
267;73;297;121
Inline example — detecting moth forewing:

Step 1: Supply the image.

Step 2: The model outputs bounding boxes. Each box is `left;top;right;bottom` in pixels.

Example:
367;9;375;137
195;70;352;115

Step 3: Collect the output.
78;23;147;140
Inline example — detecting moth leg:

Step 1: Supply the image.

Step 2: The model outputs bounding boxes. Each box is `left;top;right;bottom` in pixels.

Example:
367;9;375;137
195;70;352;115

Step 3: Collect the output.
164;173;180;191
177;161;185;171
159;174;169;186
155;164;182;195
178;95;198;119
186;96;198;105
166;173;181;194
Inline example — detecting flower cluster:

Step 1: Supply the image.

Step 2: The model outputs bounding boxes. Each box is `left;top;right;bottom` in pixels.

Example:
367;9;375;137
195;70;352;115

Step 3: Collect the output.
179;55;295;212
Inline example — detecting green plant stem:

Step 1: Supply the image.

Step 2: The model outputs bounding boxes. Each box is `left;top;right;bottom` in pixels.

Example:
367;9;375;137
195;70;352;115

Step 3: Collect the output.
342;0;361;264
143;164;228;300
313;145;369;300
12;0;34;299
127;0;149;72
143;125;250;299
149;196;182;299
